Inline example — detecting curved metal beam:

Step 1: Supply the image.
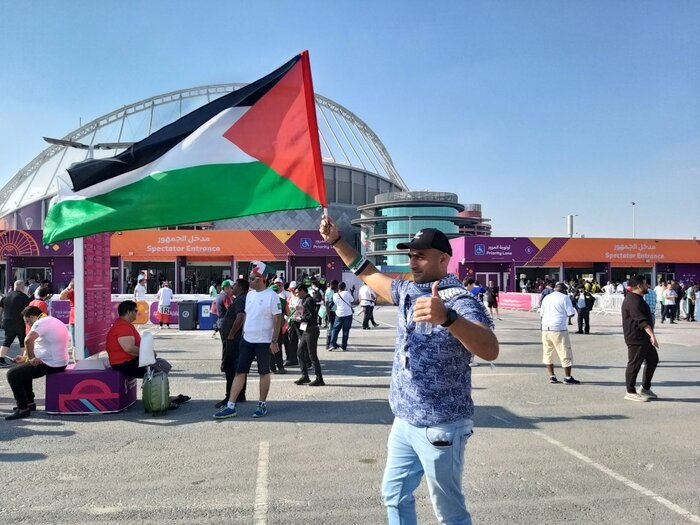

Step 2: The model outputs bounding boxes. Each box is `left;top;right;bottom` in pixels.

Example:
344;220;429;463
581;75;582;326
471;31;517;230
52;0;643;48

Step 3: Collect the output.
1;83;407;208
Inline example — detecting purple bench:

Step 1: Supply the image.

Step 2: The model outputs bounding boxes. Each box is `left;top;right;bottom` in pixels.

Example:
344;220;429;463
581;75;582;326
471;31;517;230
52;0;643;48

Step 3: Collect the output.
45;364;137;415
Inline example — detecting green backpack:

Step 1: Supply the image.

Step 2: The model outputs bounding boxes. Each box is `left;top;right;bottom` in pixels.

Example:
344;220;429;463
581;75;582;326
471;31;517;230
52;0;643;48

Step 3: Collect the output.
142;368;170;416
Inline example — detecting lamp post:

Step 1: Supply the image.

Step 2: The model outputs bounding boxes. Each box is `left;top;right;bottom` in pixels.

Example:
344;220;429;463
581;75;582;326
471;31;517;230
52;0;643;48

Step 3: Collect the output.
631;202;636;238
565;214;578;238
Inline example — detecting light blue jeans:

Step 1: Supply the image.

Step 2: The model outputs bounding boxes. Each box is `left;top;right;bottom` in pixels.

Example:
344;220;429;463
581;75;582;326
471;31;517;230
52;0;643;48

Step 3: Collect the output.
382;416;474;525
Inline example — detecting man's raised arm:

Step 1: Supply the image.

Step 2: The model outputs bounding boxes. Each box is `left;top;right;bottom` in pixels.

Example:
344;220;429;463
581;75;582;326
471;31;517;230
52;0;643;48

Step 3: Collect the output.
320;215;393;302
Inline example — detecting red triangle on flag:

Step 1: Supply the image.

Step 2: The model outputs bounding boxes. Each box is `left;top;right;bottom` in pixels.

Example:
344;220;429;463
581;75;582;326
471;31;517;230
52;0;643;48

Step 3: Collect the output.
223;53;326;207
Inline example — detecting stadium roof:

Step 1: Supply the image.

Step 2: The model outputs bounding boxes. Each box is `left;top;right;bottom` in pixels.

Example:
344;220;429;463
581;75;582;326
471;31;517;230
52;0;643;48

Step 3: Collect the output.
0;84;406;216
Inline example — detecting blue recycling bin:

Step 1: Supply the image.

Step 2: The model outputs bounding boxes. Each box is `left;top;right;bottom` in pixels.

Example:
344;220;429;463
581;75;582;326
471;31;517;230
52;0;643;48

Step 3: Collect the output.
198;300;215;330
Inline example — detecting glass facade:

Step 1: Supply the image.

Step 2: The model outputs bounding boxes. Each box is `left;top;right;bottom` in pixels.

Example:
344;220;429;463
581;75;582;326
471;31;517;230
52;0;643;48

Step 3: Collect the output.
379;207;458;218
353;191;489;267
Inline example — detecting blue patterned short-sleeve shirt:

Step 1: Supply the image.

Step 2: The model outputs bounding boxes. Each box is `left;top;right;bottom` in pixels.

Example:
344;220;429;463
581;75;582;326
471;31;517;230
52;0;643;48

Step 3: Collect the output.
389;274;493;427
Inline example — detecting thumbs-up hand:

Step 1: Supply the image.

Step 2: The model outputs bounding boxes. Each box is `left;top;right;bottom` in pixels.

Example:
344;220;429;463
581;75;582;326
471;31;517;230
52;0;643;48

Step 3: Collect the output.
414;281;448;325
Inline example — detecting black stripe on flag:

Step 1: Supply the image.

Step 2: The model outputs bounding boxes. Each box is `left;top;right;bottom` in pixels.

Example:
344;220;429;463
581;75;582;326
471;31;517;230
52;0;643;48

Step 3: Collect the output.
67;54;301;192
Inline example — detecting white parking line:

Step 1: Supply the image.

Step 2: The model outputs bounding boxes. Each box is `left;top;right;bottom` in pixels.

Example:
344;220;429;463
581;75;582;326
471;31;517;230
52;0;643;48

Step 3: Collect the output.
534;431;700;523
254;441;270;524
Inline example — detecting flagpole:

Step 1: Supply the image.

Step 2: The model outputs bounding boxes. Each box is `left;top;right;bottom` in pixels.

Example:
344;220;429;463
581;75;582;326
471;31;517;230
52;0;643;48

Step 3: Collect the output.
74;237;85;360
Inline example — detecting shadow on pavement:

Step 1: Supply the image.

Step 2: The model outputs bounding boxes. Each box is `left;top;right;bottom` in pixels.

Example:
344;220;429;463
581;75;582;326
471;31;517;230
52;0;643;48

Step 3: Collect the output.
475;405;629;429
0;422;76;444
584;380;700;388
0;452;48;462
53;399;396;427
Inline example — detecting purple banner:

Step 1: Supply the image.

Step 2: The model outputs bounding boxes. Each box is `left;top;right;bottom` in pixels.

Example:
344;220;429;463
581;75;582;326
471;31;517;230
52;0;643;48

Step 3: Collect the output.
49;300;71;324
0;229;74;258
285;230;333;256
149;301;180;325
16;202;42;231
461;237;540;262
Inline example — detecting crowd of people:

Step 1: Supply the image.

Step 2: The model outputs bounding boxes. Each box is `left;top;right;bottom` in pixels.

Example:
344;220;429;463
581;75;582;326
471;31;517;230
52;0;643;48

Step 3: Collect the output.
1;218;697;524
208;266;376;420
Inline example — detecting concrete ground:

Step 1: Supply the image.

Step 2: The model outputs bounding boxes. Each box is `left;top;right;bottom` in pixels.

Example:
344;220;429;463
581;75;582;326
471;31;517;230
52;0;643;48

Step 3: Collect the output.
1;307;698;524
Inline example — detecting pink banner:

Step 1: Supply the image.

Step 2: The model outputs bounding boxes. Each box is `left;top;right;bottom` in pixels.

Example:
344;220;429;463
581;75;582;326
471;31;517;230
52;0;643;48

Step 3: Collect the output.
84;233;112;356
498;292;534;310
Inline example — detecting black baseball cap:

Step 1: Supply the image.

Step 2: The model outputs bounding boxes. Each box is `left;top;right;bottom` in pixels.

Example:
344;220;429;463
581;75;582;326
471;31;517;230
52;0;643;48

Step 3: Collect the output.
396;228;452;256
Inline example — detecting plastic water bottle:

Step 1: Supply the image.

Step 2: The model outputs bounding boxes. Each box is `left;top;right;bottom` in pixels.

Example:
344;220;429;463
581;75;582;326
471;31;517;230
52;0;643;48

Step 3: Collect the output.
415;321;433;335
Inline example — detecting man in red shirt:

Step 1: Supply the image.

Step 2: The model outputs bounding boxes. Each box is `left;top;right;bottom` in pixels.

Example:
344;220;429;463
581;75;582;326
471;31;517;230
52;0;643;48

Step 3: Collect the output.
106;300;146;378
106;301;190;405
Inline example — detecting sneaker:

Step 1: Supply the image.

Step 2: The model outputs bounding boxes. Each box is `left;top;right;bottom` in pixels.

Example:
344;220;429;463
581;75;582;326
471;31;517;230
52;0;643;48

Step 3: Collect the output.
294;376;311;385
327;346;338;351
214;398;229;409
639;388;658;399
213;406;237;419
549;375;560;384
563;376;581;385
308;377;325;386
0;356;13;368
252;403;267;418
5;409;31;420
624;392;649;402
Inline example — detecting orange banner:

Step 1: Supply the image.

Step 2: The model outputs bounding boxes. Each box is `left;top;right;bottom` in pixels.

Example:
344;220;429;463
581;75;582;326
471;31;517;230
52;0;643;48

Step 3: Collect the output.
546;239;700;266
111;230;293;261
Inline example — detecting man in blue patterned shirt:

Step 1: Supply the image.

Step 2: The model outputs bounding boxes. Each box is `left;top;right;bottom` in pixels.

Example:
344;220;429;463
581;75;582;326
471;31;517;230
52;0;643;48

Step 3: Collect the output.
643;286;658;328
321;216;499;525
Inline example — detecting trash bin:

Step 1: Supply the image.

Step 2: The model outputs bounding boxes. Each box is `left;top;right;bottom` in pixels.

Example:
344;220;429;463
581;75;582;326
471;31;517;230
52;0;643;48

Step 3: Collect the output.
178;301;198;330
198;300;215;331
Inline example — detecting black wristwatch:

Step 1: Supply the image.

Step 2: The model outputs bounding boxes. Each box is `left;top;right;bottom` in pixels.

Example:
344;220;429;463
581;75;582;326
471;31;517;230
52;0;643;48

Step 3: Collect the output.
441;308;459;328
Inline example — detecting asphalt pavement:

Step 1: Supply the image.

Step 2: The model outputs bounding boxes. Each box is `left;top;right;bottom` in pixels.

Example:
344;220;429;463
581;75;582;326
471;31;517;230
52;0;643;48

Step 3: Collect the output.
1;307;698;524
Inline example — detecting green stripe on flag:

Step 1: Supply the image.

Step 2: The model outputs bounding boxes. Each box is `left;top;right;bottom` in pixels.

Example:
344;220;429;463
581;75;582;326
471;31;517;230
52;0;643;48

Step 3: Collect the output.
43;162;321;244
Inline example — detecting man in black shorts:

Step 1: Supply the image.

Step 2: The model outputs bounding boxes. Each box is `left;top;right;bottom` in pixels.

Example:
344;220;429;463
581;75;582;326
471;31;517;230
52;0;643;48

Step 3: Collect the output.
0;280;31;367
214;262;282;419
215;279;249;408
486;280;501;320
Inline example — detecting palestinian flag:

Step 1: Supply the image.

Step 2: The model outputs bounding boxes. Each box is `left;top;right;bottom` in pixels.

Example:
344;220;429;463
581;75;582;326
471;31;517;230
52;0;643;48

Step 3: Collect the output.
43;51;326;244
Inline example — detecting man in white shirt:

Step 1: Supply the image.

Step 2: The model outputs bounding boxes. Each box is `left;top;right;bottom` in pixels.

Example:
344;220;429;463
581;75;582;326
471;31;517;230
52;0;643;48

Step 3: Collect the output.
661;283;677;324
156;281;174;328
5;306;69;420
539;283;580;385
359;283;379;330
329;282;355;351
214;261;282;420
603;281;615;294
134;277;147;300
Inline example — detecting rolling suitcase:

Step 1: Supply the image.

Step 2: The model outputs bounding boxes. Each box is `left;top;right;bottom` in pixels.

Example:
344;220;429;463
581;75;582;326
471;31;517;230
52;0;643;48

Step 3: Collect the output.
142;366;170;416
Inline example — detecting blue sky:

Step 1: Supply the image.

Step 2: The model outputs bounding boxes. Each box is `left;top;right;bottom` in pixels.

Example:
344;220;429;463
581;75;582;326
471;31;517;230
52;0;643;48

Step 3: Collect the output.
1;1;698;238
